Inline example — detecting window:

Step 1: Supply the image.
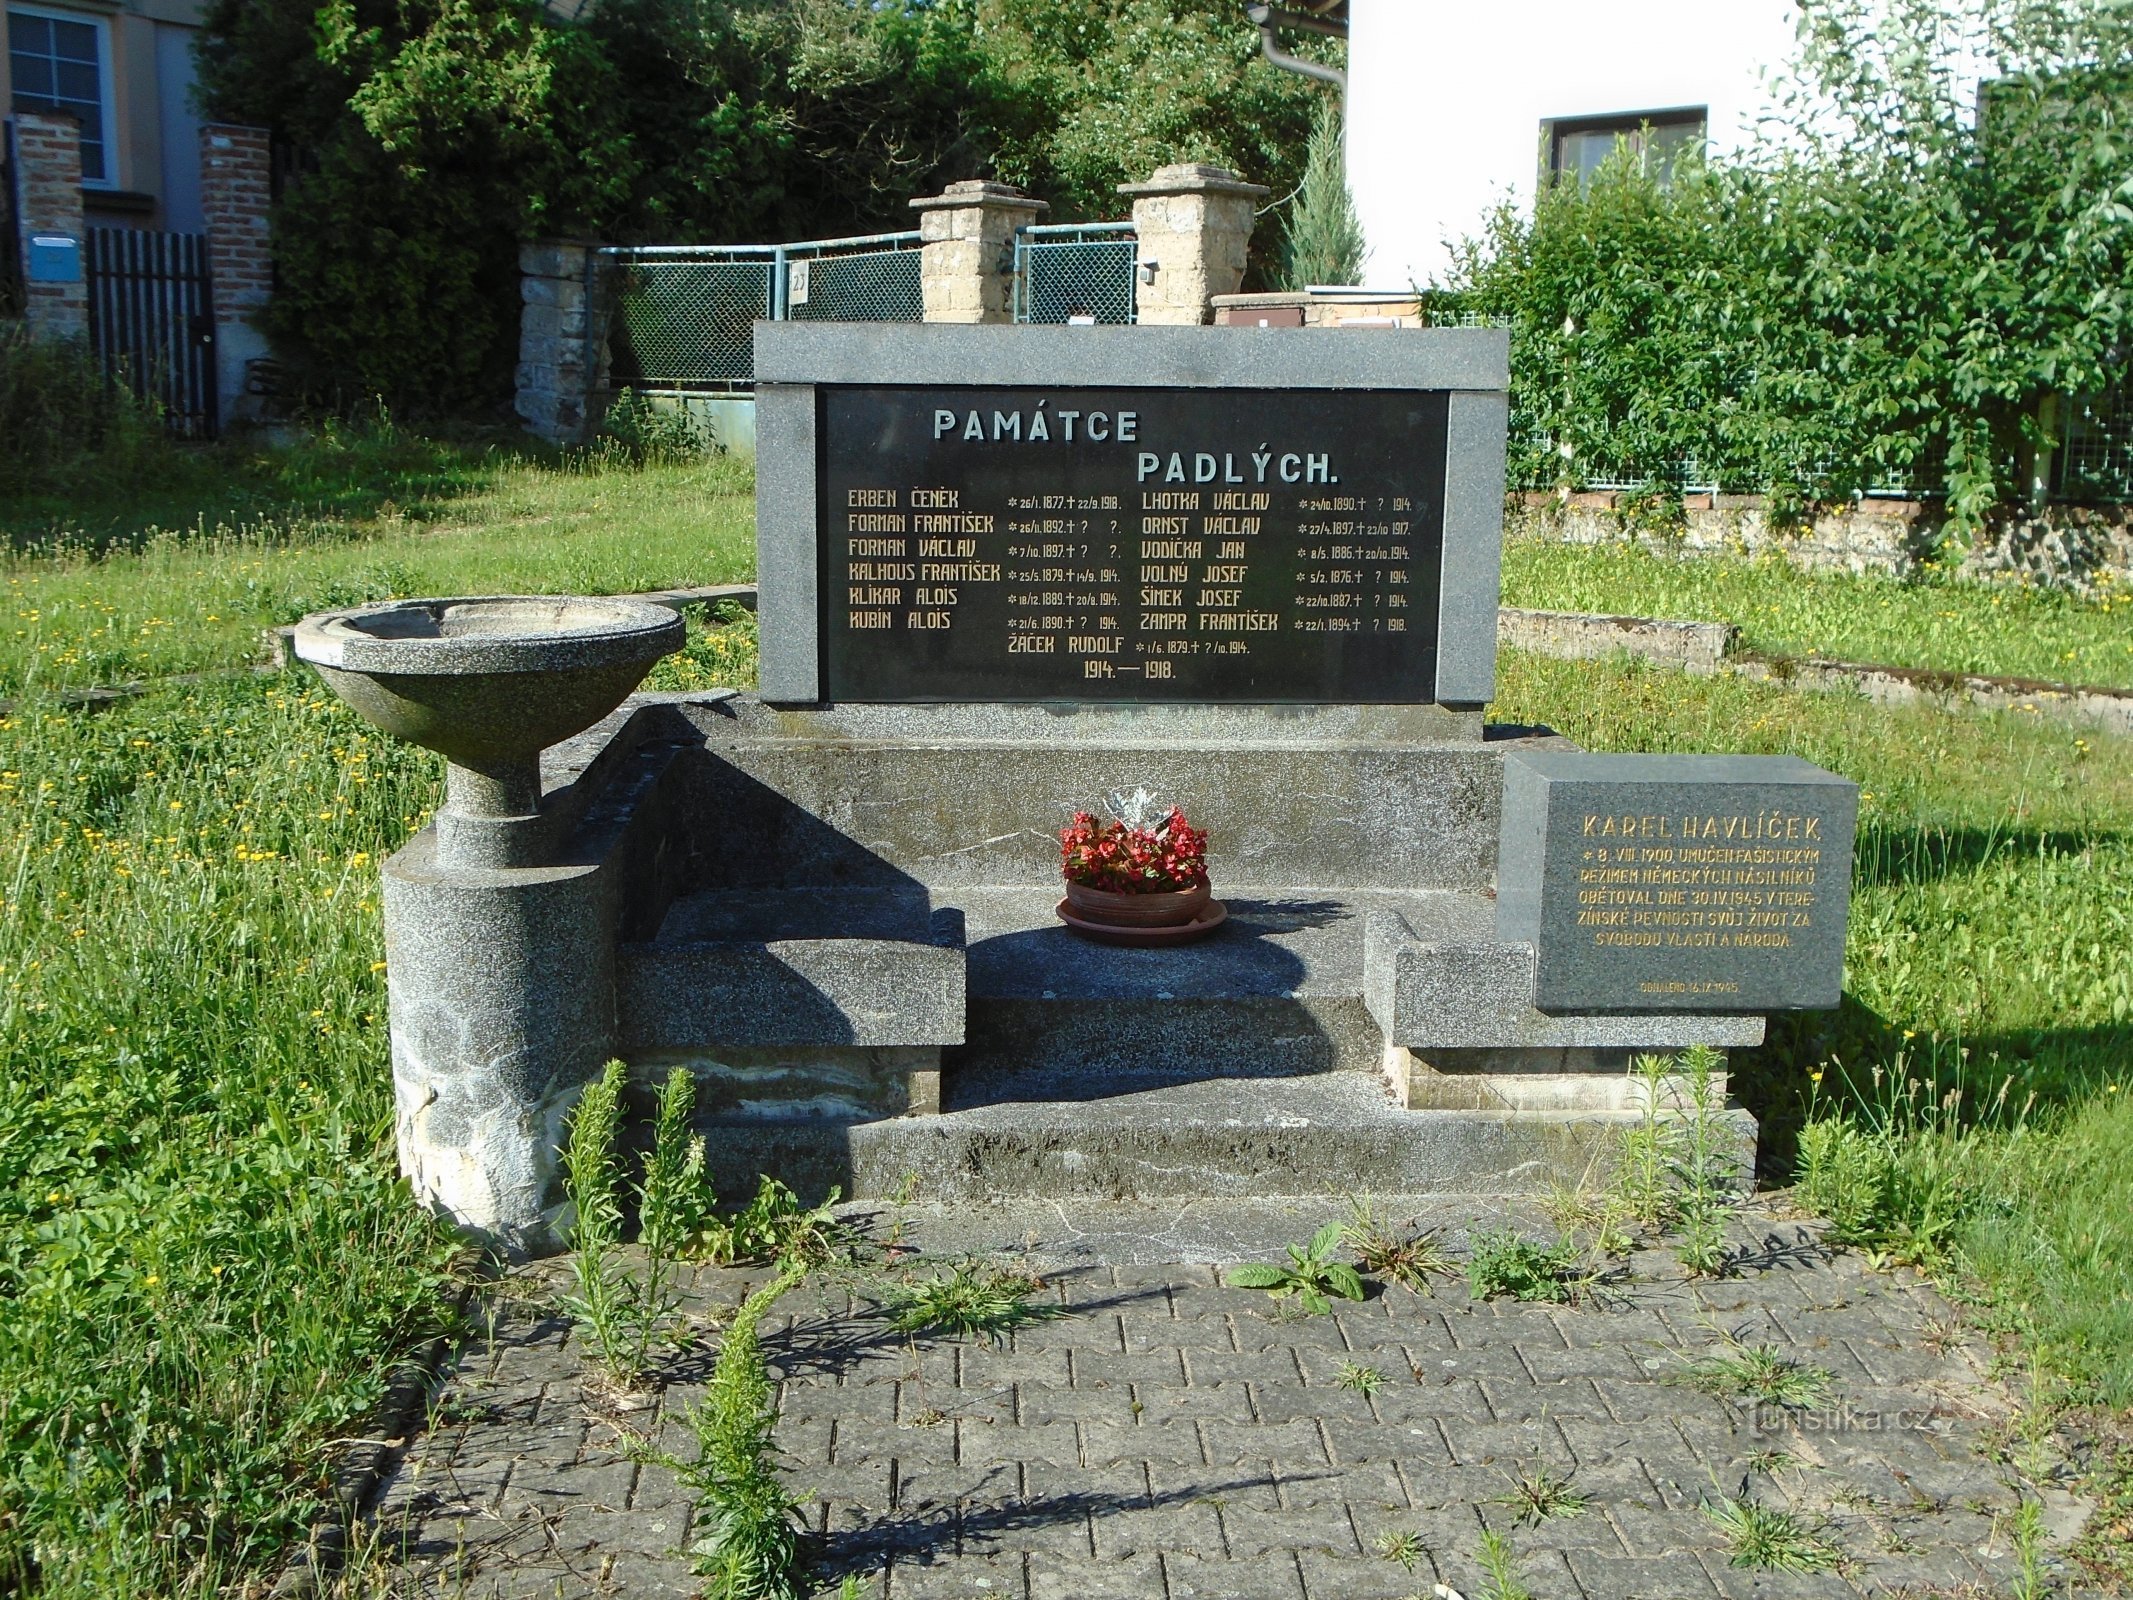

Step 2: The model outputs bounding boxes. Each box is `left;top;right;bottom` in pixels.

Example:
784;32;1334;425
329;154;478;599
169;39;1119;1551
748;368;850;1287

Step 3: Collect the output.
1543;106;1706;189
9;6;113;184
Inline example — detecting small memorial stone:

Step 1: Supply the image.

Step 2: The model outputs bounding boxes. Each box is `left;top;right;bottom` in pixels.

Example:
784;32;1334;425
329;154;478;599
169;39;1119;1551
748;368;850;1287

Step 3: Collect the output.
1496;751;1858;1013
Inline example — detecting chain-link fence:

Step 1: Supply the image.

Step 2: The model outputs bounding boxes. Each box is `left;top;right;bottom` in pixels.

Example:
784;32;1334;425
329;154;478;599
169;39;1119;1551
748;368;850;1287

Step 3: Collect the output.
602;232;923;390
2059;388;2133;503
1013;223;1137;324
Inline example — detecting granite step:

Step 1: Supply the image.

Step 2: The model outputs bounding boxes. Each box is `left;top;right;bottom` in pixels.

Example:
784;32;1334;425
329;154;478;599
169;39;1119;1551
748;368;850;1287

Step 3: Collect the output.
689;1064;1742;1205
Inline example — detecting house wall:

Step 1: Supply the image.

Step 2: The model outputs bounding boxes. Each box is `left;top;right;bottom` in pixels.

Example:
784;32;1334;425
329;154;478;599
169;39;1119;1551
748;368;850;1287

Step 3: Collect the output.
4;0;208;232
1344;0;1800;288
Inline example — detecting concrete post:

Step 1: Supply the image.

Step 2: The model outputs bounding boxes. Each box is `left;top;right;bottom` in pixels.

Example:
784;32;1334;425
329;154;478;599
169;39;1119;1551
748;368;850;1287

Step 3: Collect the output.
910;180;1047;324
12;111;89;342
382;837;620;1258
200;124;273;427
1117;164;1269;327
515;239;607;444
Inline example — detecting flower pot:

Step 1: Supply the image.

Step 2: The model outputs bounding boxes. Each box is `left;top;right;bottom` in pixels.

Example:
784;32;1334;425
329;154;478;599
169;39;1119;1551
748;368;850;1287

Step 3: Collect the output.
1063;879;1211;928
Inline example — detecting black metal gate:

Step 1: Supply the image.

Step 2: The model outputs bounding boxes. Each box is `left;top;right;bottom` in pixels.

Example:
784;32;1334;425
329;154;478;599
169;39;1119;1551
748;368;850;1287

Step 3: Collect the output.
85;228;217;439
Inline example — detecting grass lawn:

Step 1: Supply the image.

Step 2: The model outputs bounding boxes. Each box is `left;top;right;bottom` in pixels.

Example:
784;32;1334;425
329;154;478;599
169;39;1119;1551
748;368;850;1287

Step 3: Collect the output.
1503;534;2133;690
0;426;755;698
1;445;2127;1591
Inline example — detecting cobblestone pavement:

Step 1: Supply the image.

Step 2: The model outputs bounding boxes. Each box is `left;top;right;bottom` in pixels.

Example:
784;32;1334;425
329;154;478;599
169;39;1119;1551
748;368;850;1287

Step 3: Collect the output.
368;1202;2086;1599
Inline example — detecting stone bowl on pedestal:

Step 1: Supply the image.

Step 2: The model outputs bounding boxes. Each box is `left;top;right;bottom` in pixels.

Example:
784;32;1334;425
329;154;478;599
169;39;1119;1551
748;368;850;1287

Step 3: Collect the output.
292;595;685;868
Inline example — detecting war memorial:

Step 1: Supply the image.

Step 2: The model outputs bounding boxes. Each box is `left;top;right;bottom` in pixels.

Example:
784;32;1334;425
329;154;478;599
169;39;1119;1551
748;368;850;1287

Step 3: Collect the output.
295;321;1858;1258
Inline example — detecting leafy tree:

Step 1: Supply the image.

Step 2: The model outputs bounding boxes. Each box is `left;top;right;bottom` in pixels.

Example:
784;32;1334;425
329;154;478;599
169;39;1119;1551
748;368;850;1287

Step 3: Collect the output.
195;0;1330;409
1279;97;1364;289
1443;0;2133;529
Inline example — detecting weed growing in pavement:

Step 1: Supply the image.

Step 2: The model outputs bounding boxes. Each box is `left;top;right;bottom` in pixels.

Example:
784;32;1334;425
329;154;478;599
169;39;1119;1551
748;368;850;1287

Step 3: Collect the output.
1336;1360;1385;1396
1489;1463;1590;1526
883;1260;1055;1343
1700;1495;1839;1572
1467;1526;1535;1600
2012;1497;2049;1600
1343;1198;1456;1290
1668;1045;1743;1275
1672;1332;1833;1411
698;1175;852;1269
563;1061;671;1385
1230;1222;1368;1314
1375;1527;1426;1571
1463;1229;1587;1304
662;1268;809;1600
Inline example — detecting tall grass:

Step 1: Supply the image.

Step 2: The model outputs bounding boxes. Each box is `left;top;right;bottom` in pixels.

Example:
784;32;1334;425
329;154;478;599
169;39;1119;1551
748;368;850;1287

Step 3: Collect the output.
0;331;173;500
0;444;755;697
1502;534;2133;689
0;675;458;1594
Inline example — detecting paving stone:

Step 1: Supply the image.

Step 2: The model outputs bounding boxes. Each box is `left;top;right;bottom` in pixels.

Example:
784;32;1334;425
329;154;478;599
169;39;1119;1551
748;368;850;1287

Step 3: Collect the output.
1079;1419;1208;1466
1073;1349;1188;1388
1027;1551;1163;1600
1246;1383;1381;1426
1319;1420;1454;1466
1094;1498;1227;1559
1146;1459;1281;1513
1201;1420;1331;1467
1187;1348;1307;1385
1121;1313;1236;1353
1482;1375;1616;1423
1567;1550;1724;1598
888;1552;1027;1598
1138;1382;1259;1421
1230;1316;1355;1352
372;1214;2065;1600
1294;1549;1440;1600
958;1347;1072;1387
1162;1549;1308;1599
1440;1417;1576;1470
1367;1375;1488;1429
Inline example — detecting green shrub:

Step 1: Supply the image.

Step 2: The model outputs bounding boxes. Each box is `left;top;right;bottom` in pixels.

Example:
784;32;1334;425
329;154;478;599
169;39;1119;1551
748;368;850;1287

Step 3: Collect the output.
600;389;715;465
1441;0;2133;528
0;330;173;498
1795;1118;1890;1243
1280;98;1364;289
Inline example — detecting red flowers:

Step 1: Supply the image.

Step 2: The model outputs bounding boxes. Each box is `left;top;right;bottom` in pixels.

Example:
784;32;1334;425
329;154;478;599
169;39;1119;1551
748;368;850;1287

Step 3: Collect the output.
1060;804;1209;893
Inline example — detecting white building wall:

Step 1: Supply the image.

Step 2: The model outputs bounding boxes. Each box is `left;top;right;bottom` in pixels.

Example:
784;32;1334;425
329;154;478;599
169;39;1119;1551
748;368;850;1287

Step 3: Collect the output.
1345;0;1802;288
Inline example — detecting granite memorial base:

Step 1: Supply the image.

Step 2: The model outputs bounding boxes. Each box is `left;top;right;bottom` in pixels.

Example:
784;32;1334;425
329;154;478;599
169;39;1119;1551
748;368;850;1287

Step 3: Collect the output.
374;690;1772;1252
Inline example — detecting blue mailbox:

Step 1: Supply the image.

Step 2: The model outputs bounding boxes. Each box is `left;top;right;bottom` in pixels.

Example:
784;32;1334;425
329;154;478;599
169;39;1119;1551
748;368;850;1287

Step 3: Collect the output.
27;234;83;284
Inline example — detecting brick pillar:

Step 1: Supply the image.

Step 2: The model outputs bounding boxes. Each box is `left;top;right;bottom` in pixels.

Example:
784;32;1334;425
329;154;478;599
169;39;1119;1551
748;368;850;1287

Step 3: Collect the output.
200;123;274;427
1117;164;1268;326
910;180;1047;324
514;240;608;445
12;112;89;342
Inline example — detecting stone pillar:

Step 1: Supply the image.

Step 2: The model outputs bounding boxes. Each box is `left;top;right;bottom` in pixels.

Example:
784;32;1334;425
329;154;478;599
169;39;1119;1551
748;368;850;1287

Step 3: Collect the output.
1117;164;1268;327
382;837;620;1258
516;239;607;444
910;180;1046;324
200;124;274;427
12;111;89;342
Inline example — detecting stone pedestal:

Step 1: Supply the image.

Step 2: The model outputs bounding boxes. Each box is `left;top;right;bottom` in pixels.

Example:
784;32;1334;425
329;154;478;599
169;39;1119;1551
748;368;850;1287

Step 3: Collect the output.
1118;164;1268;326
200;124;273;427
382;837;621;1258
515;239;609;444
910;181;1046;324
12;111;89;342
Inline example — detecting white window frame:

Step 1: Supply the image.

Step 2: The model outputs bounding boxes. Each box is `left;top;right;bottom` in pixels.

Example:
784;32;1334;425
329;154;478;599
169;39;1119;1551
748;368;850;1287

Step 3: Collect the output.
8;3;119;187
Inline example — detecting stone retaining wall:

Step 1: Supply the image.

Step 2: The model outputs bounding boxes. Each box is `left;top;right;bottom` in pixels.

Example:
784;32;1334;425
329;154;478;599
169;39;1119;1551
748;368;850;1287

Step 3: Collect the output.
1508;490;2133;592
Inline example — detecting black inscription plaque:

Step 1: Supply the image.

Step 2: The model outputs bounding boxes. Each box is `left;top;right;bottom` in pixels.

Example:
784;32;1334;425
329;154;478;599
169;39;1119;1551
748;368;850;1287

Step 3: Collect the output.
818;385;1448;702
1497;752;1859;1013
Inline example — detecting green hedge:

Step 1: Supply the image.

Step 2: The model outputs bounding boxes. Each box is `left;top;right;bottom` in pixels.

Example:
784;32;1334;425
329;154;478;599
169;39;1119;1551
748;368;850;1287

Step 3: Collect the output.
1435;0;2133;528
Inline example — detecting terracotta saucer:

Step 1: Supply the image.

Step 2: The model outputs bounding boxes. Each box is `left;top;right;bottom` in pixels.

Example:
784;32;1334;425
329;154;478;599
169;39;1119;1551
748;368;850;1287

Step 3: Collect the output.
1055;896;1229;947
